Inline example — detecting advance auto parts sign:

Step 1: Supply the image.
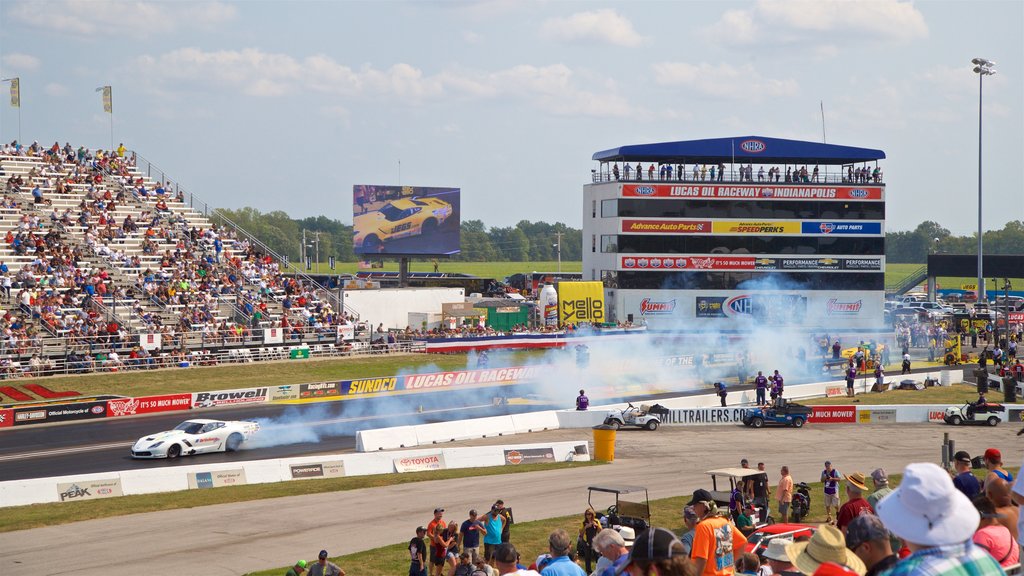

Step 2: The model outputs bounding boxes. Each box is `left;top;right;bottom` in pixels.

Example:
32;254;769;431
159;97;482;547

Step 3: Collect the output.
57;478;123;502
395;453;448;473
289;461;346;479
187;469;248;489
504;448;555;465
192;387;269;408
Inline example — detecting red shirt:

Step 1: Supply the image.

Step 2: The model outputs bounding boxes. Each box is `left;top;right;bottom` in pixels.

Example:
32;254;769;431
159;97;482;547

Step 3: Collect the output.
837;497;873;531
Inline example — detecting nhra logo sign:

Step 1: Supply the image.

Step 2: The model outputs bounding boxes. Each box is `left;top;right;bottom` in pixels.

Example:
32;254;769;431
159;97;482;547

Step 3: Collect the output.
725;295;753;316
634;186;656;196
849;189;869;198
740;139;766;153
640;298;677;315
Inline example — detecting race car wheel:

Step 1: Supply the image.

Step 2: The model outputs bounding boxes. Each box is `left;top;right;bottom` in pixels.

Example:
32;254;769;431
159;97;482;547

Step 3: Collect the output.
987;416;999;427
362;235;381;250
949;415;962;425
644;420;659;431
751;417;764;429
167;444;182;459
792;418;805;428
422;219;437;234
226;432;244;452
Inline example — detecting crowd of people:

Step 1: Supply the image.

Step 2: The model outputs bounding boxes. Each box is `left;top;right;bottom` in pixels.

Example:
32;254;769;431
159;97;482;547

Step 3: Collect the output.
278;452;1019;576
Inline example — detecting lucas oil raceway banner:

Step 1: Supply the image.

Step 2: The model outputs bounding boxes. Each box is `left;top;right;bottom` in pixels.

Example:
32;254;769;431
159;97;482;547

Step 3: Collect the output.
619;255;883;272
620;184;884;201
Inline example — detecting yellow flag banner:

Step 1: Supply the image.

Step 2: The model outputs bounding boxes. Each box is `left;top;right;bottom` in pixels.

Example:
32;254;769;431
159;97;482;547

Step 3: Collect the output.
97;85;112;113
9;78;19;108
558;281;605;326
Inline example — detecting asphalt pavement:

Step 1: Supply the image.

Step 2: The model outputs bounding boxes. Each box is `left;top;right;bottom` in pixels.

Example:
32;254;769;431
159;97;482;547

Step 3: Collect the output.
0;421;1015;576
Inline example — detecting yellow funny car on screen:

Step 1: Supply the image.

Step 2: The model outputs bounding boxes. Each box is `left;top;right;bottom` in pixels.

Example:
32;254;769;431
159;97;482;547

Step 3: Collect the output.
353;185;460;255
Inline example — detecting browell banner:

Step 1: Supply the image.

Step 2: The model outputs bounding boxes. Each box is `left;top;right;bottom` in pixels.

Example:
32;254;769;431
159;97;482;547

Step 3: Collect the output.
193;387;269;408
106;394;192;417
395;453;447;473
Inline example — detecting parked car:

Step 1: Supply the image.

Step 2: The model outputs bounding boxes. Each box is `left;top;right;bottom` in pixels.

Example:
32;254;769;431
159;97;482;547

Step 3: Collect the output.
743;399;813;428
744;524;816;556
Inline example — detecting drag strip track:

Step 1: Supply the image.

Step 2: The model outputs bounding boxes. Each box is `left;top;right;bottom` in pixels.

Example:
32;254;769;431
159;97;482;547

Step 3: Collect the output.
0;401;552;482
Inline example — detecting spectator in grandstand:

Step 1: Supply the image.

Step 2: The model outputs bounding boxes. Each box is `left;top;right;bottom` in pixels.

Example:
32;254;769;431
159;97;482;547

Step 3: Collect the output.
688;488;747;576
865;469;891;511
777;466;793;523
876;462;1002;576
306;550;344;576
836;473;871;534
540;529;584;576
971;495;1018;567
844;515;895;576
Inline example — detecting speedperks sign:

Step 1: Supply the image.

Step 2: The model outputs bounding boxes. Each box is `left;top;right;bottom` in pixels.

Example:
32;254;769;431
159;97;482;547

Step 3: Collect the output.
662;407;749;425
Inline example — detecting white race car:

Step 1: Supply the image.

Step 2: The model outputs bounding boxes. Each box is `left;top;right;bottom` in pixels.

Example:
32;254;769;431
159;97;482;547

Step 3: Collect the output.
130;418;260;459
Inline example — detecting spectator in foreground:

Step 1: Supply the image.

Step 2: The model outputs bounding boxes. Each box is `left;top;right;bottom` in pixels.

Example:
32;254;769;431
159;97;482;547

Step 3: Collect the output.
678;506;699;556
982;448;1013;493
494;542;539;575
875;462;1004;576
844;514;896;576
786;525;865;575
688;488;747;576
591;527;632;576
984;478;1019;540
539;529;584;576
972;495;1019;567
409;527;427;576
307;550;345;576
865;469;892;511
763;538;799;576
836;473;871;534
619;527;693;576
953;451;982;499
285;559;308;576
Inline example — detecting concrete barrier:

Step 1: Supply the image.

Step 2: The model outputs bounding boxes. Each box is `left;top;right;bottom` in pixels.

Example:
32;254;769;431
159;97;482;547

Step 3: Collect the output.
355;425;419;451
412;415;516;445
0;440;590;508
511;411;560;434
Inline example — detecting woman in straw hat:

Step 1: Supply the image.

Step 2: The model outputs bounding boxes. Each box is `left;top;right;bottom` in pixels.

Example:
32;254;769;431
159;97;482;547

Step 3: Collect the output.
786;525;866;576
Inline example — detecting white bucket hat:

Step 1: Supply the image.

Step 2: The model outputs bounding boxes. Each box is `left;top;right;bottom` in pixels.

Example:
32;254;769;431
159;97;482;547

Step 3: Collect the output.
763;537;793;562
876;462;980;547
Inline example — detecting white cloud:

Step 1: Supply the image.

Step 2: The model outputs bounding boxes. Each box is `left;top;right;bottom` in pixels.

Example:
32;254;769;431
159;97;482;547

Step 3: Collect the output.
2;53;40;71
652;62;799;100
705;0;927;47
541;9;646;47
462;30;483;44
8;0;237;38
131;48;631;117
44;82;67;96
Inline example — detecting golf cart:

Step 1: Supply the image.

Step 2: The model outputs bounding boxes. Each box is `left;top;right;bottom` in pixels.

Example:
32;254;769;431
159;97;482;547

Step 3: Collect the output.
705;468;773;526
944;402;1004;426
587;485;650;533
603;402;670;431
743;398;813;428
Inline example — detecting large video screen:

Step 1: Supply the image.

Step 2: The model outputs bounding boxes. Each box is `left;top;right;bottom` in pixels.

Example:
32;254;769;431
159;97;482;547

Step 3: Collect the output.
353;185;461;256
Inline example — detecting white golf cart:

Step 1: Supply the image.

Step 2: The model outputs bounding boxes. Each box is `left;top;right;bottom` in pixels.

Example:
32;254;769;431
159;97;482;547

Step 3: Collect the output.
603;402;669;431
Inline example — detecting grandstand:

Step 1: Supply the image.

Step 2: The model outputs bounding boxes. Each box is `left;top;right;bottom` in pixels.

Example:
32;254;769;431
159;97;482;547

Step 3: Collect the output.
0;142;396;378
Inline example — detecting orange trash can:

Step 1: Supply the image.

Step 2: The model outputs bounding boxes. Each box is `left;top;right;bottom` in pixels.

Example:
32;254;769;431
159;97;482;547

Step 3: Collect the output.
592;424;617;461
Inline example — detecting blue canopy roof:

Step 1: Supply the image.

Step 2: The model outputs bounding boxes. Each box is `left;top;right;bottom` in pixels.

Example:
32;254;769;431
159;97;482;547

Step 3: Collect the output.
592;136;885;165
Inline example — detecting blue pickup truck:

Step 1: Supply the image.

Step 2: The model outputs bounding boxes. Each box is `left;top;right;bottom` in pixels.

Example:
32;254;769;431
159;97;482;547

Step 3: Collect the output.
742;399;813;428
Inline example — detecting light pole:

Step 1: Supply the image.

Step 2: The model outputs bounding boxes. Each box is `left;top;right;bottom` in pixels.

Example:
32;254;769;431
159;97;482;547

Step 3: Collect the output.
972;57;996;303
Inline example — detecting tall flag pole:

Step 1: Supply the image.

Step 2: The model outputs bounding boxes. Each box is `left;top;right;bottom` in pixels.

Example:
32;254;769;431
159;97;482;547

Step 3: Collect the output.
1;77;21;143
96;85;113;151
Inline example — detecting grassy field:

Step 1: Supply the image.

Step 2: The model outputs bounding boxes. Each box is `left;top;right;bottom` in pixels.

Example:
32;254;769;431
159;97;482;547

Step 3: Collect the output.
244;468;1008;576
803;382;1004;406
21;351;553;398
0;461;599;533
326;261;582;279
885;263;1024;292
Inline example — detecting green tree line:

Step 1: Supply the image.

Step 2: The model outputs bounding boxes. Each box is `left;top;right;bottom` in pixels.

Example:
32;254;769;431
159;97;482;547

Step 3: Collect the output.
213;208;1022;265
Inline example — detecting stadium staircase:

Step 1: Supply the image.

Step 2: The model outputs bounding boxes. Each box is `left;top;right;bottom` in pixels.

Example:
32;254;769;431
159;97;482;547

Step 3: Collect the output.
885;265;928;297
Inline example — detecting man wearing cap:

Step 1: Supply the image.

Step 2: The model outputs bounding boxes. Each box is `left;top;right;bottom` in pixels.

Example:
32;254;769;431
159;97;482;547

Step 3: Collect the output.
876;462;1003;576
484;505;507;564
618;527;690;575
865;469;891;511
496;499;514;543
307;550;344;576
844;514;895;576
285;559;308;576
786;525;865;575
836;473;872;534
763;538;800;576
679;506;699;557
953;451;982;499
982;448;1013;493
821;461;841;525
540;529;585;576
409;527;428;576
427;508;447;576
591;528;632;576
752;462;771;523
494;542;539;575
688;488;748;576
460;510;486;564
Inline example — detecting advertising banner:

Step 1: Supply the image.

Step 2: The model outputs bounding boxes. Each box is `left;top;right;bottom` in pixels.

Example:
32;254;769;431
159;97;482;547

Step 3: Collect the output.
299;381;342;399
13;400;108;426
289;461;346;479
927;409;947;423
264;327;284;344
712;221;801;234
0;408;11;428
395;453;447;473
620;184;884;201
400;366;544;392
824;386;845;398
866;409;897;423
619;256;883;272
106;394;192;417
270;385;300;401
558;281;606;326
353;185;461;256
808;406;856;423
192;387;269;408
139;333;162;351
337;324;355;341
57;478;123;502
503;448;555;465
800;222;883;235
187;469;248;489
696;296;727;318
620;219;710;234
662;407;750;425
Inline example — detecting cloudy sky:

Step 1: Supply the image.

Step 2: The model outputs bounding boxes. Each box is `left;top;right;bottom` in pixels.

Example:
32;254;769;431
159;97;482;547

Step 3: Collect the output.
1;0;1020;235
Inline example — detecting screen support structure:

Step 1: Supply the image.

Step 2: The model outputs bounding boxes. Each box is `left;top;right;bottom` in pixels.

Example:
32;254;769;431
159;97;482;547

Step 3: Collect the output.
399;257;409;288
